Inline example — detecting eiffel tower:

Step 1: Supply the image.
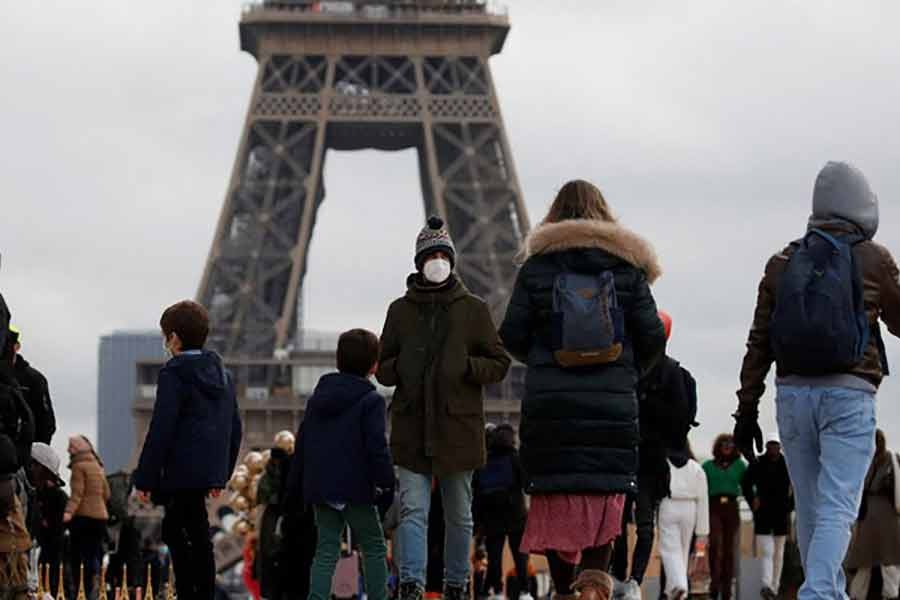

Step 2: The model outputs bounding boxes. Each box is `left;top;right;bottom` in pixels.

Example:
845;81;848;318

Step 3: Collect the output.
197;0;529;359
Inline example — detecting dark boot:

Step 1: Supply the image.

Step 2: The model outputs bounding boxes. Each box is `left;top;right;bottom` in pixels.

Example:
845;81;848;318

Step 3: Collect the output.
400;582;425;600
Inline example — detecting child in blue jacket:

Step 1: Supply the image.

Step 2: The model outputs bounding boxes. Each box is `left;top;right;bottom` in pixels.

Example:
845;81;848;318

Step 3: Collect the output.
288;328;395;600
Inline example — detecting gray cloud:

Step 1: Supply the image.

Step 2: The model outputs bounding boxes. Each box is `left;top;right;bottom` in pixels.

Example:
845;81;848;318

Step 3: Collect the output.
3;1;900;462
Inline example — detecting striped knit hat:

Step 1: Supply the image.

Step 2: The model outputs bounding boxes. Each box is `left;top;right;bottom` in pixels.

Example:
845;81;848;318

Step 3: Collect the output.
415;216;456;270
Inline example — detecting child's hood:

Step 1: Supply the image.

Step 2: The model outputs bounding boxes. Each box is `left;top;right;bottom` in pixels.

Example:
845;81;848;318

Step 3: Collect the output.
310;373;376;417
166;350;229;395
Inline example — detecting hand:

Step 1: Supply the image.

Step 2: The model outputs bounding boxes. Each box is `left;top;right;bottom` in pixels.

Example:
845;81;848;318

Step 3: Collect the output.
733;408;763;462
136;490;152;505
752;498;761;512
63;512;72;524
208;488;223;499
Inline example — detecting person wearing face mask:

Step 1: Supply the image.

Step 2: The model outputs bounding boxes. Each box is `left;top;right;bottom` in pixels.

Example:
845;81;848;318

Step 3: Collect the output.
133;300;243;600
377;216;511;600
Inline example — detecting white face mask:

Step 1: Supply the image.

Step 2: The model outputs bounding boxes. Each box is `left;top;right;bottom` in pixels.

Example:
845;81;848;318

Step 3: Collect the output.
423;258;452;284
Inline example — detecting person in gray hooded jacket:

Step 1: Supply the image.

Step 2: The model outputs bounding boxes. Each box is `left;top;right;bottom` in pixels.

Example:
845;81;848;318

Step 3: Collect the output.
734;161;900;600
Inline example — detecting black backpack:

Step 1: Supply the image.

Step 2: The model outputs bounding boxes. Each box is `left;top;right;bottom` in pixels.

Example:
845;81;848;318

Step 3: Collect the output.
771;229;871;375
642;358;698;449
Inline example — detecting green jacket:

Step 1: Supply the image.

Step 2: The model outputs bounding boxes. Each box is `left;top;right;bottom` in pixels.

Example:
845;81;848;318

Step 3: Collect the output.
702;458;748;498
377;274;511;476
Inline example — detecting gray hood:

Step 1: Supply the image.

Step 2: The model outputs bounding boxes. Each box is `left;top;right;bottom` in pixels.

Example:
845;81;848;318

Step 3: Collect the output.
808;161;879;239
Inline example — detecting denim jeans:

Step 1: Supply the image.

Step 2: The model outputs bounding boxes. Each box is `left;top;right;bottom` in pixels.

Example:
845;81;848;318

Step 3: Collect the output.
775;385;876;600
396;468;474;588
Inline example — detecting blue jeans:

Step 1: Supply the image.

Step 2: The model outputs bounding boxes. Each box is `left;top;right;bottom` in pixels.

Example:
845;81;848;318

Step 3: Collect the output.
396;467;474;588
775;385;876;600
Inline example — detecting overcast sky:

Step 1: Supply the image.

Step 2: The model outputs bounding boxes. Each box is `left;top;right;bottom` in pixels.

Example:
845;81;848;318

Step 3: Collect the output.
3;1;900;465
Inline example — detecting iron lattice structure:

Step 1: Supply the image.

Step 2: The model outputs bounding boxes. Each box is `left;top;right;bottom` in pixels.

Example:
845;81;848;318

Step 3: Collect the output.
197;0;529;359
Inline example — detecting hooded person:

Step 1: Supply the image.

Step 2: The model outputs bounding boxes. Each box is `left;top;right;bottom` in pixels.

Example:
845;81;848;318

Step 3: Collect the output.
133;300;243;600
611;310;698;600
377;216;511;600
734;161;900;600
7;327;56;445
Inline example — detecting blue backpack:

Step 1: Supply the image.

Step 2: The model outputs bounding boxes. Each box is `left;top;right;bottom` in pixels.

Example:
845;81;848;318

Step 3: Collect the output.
551;271;625;368
770;229;869;375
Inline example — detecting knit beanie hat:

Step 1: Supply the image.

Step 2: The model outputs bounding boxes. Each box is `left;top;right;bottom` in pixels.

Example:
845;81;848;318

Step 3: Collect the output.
415;216;456;271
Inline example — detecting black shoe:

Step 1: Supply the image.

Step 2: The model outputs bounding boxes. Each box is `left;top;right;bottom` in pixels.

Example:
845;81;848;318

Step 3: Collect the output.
761;587;776;600
400;582;425;600
445;584;470;600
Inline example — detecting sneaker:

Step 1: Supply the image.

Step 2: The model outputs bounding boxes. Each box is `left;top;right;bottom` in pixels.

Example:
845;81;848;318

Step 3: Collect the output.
672;589;688;600
520;594;535;600
761;587;776;600
622;579;642;600
445;584;469;600
400;582;425;600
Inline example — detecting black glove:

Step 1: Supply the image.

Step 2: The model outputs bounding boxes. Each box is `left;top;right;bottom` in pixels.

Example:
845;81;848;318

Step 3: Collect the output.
733;407;763;463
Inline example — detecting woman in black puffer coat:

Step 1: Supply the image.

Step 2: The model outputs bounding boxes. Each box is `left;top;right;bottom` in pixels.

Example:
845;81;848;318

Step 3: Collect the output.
500;179;666;600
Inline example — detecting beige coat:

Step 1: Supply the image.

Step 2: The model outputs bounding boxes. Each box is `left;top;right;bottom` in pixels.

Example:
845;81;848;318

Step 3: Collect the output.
846;452;900;568
66;453;110;521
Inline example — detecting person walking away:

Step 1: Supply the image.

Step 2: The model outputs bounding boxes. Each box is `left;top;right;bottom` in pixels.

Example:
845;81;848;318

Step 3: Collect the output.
289;329;395;600
473;424;530;600
0;332;34;486
702;435;746;600
741;433;793;600
658;441;709;600
0;434;30;600
612;310;699;600
377;217;511;600
133;300;243;600
6;327;55;445
281;426;318;600
500;180;667;600
28;443;67;595
846;429;900;600
734;161;900;600
64;435;109;597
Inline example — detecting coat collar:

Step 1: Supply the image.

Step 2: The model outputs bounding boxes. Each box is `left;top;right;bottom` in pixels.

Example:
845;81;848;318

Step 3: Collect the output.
522;219;662;284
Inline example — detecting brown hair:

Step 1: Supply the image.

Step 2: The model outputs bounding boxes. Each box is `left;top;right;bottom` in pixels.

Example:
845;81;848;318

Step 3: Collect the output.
160;300;210;351
712;433;739;462
543;179;616;224
337;329;380;377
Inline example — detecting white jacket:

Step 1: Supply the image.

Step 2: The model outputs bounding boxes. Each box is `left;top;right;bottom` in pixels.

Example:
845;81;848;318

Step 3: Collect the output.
667;458;710;536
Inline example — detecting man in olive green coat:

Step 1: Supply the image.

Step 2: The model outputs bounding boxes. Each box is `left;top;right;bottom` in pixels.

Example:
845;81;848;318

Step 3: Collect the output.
377;216;511;600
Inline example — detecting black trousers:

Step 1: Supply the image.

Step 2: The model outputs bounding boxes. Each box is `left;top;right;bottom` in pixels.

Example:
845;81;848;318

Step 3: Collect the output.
611;484;657;584
68;517;106;597
162;492;215;600
484;531;528;596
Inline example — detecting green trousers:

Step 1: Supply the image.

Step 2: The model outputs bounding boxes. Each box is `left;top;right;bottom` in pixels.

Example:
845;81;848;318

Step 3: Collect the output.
310;504;388;600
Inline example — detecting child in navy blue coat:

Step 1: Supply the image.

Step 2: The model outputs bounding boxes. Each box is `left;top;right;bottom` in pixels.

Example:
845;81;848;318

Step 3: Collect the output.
288;328;394;600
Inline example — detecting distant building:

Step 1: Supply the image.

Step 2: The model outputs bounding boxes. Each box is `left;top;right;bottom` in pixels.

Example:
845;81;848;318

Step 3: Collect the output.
97;330;165;473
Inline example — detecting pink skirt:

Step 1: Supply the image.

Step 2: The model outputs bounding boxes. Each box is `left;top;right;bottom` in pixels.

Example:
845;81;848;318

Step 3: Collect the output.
520;493;626;565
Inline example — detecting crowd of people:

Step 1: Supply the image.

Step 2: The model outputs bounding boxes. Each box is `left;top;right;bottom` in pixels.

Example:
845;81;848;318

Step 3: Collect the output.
2;160;900;600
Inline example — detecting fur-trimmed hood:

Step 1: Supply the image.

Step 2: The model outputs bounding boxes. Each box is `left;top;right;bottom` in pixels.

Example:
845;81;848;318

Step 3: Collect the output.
521;219;662;284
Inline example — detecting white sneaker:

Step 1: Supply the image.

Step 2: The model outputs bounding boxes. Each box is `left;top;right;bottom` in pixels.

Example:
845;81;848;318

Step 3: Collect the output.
611;578;627;600
623;579;642;600
519;593;535;600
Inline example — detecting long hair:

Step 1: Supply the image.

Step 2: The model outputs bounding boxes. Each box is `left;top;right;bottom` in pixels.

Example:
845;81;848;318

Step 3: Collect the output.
712;433;740;463
543;180;616;224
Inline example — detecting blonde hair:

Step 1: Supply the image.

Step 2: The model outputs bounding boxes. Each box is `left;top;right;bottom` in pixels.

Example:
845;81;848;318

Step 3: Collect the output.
543;179;615;224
